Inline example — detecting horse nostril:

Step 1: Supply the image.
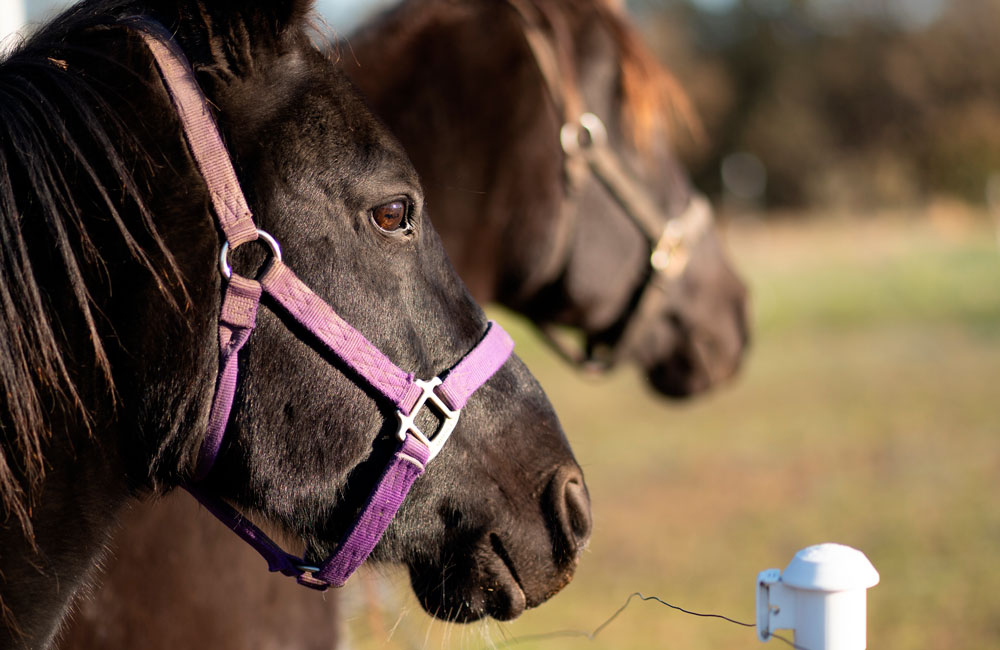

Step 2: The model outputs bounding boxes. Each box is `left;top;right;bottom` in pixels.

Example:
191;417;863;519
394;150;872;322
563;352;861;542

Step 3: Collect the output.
564;475;592;546
548;465;592;563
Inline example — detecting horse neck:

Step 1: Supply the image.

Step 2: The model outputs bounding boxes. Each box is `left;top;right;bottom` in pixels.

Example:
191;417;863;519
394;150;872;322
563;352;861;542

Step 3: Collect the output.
346;0;566;305
0;442;130;650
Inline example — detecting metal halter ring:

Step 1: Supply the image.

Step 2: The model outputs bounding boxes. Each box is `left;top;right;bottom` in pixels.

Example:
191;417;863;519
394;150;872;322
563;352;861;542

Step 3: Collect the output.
219;229;283;279
560;112;609;156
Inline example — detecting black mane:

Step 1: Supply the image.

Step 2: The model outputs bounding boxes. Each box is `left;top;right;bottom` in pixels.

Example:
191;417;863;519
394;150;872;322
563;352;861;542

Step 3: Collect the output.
0;1;192;539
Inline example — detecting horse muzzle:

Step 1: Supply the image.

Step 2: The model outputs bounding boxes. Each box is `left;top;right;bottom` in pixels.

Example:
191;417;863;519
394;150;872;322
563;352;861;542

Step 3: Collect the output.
409;461;592;622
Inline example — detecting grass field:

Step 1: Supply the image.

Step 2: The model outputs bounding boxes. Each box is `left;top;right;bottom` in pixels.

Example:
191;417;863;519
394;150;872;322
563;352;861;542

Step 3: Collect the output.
339;205;1000;650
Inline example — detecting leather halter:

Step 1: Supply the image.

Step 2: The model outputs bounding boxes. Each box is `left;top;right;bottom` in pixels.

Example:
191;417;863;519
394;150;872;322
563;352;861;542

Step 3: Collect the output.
127;18;514;590
505;0;713;369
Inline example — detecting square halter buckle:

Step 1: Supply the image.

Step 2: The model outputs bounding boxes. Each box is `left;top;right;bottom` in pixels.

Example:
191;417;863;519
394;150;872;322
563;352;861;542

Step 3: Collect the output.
395;377;459;463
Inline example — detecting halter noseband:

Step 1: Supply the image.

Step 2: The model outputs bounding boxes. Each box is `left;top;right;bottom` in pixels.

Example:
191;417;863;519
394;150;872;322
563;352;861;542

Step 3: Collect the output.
505;0;713;369
128;18;514;590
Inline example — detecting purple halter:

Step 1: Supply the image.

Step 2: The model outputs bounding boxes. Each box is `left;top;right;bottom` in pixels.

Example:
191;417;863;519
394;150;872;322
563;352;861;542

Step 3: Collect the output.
128;19;514;590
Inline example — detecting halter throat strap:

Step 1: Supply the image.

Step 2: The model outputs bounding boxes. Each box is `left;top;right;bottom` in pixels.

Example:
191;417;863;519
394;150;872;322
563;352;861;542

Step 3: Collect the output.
127;17;514;590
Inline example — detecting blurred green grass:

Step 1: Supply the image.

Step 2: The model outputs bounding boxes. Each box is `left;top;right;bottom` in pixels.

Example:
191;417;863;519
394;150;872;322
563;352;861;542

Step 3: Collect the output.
340;209;1000;650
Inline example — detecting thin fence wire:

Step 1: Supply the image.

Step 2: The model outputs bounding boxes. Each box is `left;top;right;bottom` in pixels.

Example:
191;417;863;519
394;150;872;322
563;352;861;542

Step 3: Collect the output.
495;591;813;650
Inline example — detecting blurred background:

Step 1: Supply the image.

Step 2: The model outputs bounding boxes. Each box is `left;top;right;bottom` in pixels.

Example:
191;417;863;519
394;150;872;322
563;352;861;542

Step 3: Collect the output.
4;1;998;648
632;0;1000;212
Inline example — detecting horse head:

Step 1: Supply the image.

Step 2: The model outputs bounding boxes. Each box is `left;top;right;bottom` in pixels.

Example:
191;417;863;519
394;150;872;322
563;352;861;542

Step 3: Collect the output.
0;1;589;645
347;0;750;398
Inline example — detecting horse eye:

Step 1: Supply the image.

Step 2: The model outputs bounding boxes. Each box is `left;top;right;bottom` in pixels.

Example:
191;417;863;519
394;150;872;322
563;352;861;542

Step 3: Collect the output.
371;200;409;233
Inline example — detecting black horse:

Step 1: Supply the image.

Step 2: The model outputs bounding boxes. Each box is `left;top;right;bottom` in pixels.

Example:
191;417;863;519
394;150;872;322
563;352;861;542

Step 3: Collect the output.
60;1;743;649
0;1;590;648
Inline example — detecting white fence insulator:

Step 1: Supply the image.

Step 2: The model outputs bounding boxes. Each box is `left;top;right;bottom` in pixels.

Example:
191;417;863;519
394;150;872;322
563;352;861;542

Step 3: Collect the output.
757;543;879;650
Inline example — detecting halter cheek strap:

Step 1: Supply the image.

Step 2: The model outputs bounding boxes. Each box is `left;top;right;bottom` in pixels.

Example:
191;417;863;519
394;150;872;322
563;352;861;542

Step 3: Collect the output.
127;18;514;590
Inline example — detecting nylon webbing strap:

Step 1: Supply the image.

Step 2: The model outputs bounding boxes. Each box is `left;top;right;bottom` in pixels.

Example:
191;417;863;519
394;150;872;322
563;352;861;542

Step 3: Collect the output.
259;261;425;415
195;274;262;481
314;434;430;586
184;433;431;588
437;322;514;410
125;18;258;248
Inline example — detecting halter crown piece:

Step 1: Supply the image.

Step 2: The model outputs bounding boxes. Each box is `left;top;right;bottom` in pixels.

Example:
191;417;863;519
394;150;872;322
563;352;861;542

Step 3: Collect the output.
127;18;514;590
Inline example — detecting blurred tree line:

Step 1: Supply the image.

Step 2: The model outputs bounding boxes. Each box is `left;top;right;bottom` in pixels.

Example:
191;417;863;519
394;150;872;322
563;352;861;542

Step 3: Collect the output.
629;0;1000;209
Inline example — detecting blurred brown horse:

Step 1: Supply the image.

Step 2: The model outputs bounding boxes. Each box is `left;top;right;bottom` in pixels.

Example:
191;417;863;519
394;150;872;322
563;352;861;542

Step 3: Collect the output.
59;1;747;648
347;0;749;398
